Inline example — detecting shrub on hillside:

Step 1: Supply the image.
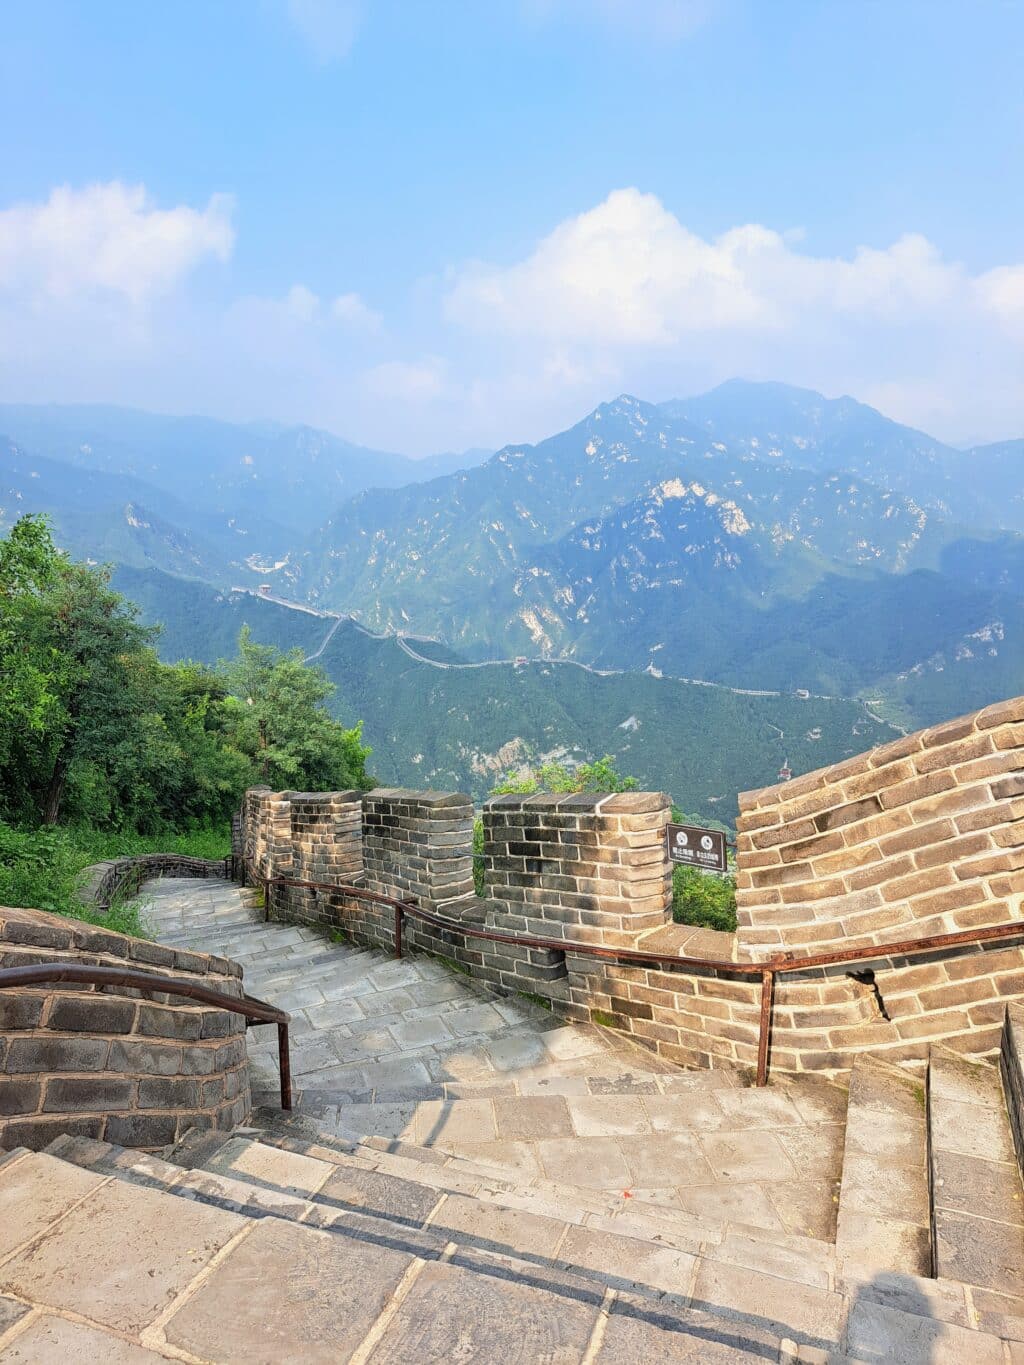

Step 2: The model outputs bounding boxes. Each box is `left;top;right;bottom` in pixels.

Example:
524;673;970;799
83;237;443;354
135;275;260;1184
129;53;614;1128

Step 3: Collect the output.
672;865;737;933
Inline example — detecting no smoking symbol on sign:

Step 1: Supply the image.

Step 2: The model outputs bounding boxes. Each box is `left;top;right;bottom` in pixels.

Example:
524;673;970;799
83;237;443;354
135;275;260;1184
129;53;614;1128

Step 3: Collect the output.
666;823;727;874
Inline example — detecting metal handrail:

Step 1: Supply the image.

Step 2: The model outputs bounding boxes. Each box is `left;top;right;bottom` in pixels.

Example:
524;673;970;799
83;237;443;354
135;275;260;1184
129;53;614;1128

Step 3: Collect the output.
0;961;292;1111
254;867;1024;1087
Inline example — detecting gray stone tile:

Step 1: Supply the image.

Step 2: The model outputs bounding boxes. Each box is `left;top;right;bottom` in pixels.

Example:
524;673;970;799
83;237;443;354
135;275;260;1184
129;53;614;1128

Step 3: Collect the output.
618;1132;716;1188
494;1096;574;1141
429;1192;566;1256
366;1259;600;1363
595;1307;765;1363
934;1207;1024;1294
164;1216;415;1364
691;1258;846;1348
845;1297;1004;1364
699;1129;798;1184
569;1096;652;1137
0;1314;172;1361
537;1137;633;1190
1;1178;245;1334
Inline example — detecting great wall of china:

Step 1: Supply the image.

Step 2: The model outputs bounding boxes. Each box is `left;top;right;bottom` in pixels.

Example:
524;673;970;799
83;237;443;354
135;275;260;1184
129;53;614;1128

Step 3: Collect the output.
2;695;1024;1360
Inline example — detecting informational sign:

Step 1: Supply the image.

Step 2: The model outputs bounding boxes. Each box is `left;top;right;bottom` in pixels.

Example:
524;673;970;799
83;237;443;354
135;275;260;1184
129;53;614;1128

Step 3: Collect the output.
666;822;728;874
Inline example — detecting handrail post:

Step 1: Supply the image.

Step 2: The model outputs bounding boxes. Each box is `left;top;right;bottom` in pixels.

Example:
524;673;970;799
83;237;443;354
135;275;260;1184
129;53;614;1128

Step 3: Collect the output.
756;966;775;1087
277;1020;292;1111
394;903;403;959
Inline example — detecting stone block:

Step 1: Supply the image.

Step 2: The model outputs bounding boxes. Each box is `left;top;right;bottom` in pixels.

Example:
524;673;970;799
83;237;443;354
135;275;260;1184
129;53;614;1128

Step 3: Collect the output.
5;1036;110;1073
42;1076;135;1112
47;994;138;1035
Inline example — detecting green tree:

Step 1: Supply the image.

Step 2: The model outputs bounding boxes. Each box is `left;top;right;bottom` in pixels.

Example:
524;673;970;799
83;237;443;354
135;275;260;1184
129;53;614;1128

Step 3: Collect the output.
222;627;372;791
490;754;639;796
0;516;157;824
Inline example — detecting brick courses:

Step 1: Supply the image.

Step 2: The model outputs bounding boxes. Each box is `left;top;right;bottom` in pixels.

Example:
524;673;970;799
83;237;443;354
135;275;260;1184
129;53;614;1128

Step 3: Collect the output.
0;905;250;1152
233;698;1024;1079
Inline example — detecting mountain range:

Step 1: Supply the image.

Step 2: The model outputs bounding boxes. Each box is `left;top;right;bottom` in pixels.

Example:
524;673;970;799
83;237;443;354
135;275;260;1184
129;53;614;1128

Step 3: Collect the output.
3;381;1022;807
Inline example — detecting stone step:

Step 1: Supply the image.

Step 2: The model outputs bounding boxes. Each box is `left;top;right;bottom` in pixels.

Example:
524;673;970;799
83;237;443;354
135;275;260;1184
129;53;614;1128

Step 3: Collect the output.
928;1044;1024;1300
835;1053;930;1281
34;1138;836;1360
15;1141;1018;1364
268;1080;845;1240
244;1114;840;1269
1;1145;802;1363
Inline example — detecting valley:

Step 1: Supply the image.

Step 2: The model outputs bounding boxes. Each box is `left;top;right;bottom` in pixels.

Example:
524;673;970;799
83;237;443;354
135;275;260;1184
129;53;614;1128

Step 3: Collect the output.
6;379;1023;811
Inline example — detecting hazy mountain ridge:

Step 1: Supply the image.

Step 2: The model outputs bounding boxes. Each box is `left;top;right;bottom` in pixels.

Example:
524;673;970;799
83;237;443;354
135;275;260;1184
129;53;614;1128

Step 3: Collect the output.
5;382;1023;738
120;566;899;818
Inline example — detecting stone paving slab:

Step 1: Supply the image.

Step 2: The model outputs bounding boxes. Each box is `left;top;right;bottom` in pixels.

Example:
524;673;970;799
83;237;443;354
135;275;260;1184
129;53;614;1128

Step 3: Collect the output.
366;1258;601;1363
0;1158;246;1336
929;1047;1024;1295
165;1215;418;1364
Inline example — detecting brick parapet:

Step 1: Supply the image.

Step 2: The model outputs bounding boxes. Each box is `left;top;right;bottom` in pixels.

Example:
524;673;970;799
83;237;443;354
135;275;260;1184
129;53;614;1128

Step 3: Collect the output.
0;905;250;1152
237;700;1024;1078
363;789;476;912
482;791;673;948
735;697;1024;960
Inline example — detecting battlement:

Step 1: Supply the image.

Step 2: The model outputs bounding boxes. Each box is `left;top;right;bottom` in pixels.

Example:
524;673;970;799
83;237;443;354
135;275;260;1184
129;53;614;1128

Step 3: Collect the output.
236;696;1024;1077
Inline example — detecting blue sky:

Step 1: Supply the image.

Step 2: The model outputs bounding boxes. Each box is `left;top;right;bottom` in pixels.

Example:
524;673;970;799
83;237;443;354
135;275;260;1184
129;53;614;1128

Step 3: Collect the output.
1;0;1022;452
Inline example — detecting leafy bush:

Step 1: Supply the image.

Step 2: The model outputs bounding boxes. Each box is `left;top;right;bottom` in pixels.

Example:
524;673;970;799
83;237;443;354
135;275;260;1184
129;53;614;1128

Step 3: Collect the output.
672;865;737;933
0;821;232;937
491;755;637;796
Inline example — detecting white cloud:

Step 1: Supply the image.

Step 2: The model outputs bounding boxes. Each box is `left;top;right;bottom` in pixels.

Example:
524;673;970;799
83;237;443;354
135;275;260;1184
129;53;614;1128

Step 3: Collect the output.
977;263;1024;336
444;189;981;345
286;0;360;62
228;283;381;334
0;182;234;304
331;290;383;331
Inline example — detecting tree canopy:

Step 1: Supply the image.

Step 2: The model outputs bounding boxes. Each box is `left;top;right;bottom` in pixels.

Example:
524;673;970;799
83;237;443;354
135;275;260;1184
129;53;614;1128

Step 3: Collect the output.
0;516;372;831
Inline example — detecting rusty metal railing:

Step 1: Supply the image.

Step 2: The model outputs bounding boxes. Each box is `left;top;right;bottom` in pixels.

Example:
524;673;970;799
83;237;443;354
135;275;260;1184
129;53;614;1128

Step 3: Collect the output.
0;962;292;1111
250;867;1024;1087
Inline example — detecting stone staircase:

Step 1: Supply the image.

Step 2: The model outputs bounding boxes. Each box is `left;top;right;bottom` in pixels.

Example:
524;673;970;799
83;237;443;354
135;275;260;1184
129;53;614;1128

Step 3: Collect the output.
4;877;1024;1360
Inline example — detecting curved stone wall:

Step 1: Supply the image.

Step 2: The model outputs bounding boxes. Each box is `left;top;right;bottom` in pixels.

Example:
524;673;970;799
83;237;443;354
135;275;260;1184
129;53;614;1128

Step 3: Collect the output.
81;854;230;911
0;905;250;1152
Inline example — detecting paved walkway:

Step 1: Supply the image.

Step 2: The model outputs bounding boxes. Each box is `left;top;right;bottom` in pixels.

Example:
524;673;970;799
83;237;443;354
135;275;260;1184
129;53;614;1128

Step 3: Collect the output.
141;877;846;1242
142;877;664;1098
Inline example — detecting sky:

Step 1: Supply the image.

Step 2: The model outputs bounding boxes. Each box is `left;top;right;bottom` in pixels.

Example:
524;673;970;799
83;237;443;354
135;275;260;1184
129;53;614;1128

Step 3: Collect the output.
1;0;1022;454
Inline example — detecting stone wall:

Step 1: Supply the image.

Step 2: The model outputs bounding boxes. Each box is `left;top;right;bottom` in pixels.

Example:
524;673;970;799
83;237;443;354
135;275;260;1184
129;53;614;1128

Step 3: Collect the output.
735;696;1024;957
363;789;475;912
0;906;251;1152
235;696;1024;1077
483;792;672;947
81;854;229;911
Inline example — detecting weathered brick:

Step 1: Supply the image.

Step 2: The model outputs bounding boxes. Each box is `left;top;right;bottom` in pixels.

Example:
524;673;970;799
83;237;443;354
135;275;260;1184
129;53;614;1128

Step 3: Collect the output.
881;866;955;903
104;1112;180;1147
47;994;137;1035
5;1036;110;1073
814;798;883;833
136;1004;204;1041
0;993;47;1030
43;1076;135;1112
107;1040;184;1076
880;771;957;811
0;1078;41;1116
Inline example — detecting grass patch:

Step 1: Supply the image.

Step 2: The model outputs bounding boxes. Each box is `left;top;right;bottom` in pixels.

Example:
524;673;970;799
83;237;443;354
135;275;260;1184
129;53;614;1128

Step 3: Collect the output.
591;1008;620;1029
328;927;348;944
517;990;553;1011
0;821;231;939
435;953;471;976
